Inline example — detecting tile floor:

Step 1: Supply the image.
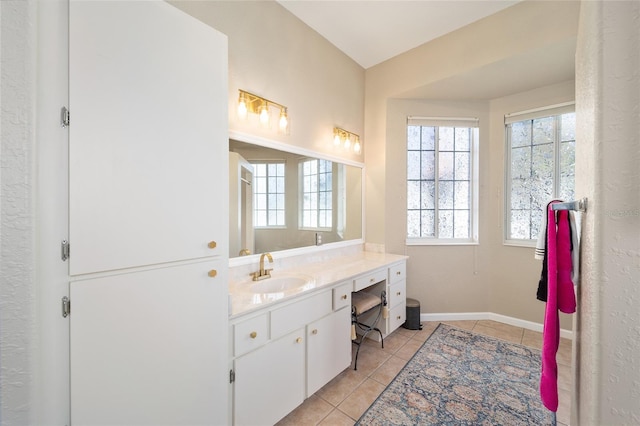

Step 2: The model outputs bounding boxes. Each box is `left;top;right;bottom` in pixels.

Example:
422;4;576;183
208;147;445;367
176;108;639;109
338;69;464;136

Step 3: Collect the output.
276;320;572;426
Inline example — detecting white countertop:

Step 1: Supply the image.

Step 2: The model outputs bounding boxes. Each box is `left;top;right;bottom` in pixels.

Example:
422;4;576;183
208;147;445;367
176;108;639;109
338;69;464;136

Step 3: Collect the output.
228;251;408;318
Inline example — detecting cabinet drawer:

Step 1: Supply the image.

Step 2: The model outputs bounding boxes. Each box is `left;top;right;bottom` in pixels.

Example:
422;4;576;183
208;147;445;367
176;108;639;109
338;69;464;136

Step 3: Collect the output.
388;280;406;308
234;313;269;357
271;291;331;340
389;262;406;285
353;268;387;292
389;303;406;332
332;283;352;311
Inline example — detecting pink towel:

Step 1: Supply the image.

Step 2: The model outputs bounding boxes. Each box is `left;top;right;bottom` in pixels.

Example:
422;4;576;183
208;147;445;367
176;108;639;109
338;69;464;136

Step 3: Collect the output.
540;205;576;412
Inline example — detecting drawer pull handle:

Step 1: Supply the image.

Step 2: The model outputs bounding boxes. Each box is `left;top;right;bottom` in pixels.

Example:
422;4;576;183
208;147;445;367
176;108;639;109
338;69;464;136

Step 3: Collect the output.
296;337;303;344
208;241;217;249
341;294;348;300
311;329;318;335
396;291;401;296
250;331;257;339
208;269;217;278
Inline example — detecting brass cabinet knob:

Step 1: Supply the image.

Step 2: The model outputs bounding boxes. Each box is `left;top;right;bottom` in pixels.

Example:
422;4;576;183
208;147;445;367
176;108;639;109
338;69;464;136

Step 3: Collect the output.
311;329;318;335
250;331;257;339
296;337;303;344
208;270;217;278
341;294;348;300
208;241;217;249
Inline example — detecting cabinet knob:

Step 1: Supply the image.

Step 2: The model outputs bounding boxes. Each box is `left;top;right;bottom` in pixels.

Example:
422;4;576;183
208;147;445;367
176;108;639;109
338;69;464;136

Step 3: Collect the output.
369;278;375;283
397;315;402;320
208;241;217;249
311;329;318;335
208;269;217;278
396;271;401;276
341;294;348;300
250;331;257;339
396;291;401;296
296;337;303;344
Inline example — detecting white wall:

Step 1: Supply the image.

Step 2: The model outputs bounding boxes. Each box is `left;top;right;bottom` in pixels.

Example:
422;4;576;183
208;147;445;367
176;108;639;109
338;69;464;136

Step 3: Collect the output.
575;1;640;424
1;2;37;425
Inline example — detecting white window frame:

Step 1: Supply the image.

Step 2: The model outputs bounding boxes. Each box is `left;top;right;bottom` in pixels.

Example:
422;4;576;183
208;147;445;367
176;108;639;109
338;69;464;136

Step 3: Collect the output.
299;158;333;231
405;117;480;246
252;160;286;229
504;102;576;246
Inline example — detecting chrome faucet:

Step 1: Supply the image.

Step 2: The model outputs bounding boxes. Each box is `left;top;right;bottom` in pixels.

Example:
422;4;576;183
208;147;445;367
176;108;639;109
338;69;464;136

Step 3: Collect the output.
251;252;273;281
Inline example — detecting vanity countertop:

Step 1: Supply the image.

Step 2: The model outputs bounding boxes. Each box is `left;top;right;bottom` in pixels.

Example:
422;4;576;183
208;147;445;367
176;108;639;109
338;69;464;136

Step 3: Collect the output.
228;251;408;318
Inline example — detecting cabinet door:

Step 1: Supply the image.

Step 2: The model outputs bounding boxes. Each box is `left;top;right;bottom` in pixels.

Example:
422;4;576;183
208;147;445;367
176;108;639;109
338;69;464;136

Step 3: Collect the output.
70;261;228;425
307;308;352;396
69;0;228;275
234;329;305;426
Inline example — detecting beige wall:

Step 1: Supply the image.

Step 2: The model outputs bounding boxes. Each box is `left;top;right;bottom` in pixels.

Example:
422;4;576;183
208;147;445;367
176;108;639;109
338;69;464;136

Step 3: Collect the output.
488;81;575;327
170;1;365;163
365;1;579;327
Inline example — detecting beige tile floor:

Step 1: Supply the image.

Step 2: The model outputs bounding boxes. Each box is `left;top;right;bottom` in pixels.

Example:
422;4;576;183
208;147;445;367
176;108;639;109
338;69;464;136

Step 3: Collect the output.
276;320;572;426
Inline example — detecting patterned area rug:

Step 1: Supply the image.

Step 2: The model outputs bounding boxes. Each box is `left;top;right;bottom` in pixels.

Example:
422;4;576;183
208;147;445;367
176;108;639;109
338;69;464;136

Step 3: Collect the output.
356;324;556;425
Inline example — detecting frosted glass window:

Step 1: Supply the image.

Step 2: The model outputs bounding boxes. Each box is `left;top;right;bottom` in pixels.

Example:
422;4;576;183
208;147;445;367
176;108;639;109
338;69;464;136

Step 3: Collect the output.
506;111;575;241
406;122;478;243
252;161;285;227
300;159;332;229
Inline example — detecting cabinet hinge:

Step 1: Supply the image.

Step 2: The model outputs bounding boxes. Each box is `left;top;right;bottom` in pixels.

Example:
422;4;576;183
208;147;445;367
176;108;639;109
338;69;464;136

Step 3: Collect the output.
229;369;235;384
62;296;70;318
61;106;70;127
61;240;70;261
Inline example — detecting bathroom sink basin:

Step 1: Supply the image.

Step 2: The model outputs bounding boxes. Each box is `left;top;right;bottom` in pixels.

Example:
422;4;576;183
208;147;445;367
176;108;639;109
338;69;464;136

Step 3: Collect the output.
249;275;312;294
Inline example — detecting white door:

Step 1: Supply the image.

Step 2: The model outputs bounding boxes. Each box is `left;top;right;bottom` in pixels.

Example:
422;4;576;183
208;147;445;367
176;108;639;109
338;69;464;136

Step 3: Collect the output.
68;1;229;424
69;0;228;275
69;262;227;425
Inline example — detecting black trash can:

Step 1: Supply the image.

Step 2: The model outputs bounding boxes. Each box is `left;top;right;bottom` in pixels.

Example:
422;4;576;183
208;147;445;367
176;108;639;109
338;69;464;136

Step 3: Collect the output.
403;298;422;330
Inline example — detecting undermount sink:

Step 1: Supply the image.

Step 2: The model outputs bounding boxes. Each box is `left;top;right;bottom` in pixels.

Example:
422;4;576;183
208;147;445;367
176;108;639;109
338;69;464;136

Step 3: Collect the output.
248;275;312;294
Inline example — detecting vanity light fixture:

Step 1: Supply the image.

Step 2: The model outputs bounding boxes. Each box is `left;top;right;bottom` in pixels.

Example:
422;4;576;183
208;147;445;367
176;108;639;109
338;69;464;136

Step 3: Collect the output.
333;127;361;154
237;89;289;133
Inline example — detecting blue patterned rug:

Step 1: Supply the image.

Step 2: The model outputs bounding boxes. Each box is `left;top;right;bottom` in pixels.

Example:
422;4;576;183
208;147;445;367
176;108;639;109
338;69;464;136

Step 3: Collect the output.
356;324;556;425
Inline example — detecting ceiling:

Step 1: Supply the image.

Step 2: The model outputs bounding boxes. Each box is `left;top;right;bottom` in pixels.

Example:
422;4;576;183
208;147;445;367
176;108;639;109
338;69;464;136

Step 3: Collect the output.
277;0;522;69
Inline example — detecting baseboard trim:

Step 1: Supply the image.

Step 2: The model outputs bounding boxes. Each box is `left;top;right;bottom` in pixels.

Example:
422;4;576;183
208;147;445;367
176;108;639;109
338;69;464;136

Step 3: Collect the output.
421;311;573;340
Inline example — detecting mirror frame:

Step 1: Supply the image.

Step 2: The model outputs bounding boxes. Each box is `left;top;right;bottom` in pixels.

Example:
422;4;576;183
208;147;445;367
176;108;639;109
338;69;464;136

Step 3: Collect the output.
228;130;365;267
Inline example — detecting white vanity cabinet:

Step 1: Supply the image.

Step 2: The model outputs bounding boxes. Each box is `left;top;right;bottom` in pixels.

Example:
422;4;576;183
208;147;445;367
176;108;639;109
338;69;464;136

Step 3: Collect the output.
387;261;408;333
230;284;351;426
234;328;306;426
307;292;351;395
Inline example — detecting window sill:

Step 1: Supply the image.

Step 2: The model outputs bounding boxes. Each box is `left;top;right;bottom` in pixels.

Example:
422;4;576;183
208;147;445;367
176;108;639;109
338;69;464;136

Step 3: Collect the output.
406;239;479;246
503;239;536;248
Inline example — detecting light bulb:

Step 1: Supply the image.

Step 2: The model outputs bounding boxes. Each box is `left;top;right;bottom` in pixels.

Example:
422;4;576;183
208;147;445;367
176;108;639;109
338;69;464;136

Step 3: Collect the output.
344;135;351;149
259;104;269;125
354;138;361;154
334;132;341;146
237;94;248;119
279;108;288;131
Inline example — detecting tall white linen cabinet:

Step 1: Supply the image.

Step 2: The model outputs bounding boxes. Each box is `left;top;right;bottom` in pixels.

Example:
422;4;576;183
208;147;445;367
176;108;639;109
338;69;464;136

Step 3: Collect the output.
68;2;229;424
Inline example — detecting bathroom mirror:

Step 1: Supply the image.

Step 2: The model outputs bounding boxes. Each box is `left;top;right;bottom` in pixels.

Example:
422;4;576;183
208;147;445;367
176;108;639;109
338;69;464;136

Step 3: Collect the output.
229;136;363;258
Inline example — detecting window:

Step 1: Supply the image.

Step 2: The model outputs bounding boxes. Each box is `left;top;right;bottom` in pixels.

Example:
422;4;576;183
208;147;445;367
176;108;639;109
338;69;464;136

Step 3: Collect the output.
505;104;575;243
406;117;479;244
300;159;332;229
252;162;285;227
